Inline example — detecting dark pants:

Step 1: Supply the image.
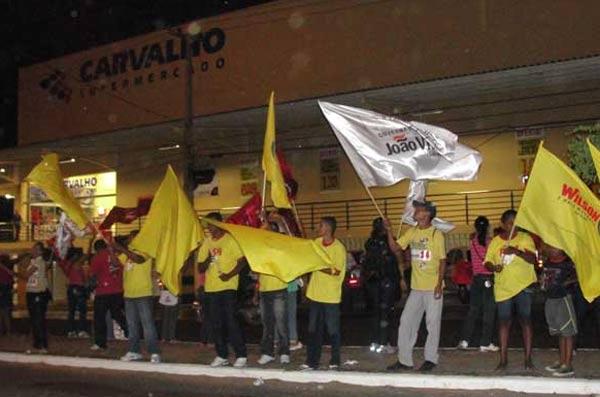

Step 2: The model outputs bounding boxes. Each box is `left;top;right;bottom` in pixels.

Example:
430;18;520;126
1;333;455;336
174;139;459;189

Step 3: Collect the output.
259;289;289;356
161;304;179;341
26;292;49;349
572;285;600;348
94;293;128;348
67;285;88;334
125;296;159;354
207;290;247;359
306;300;341;368
460;275;496;346
0;284;12;335
366;278;396;346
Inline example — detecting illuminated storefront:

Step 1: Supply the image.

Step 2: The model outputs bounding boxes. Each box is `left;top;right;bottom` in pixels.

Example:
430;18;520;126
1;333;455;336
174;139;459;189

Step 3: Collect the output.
28;171;116;240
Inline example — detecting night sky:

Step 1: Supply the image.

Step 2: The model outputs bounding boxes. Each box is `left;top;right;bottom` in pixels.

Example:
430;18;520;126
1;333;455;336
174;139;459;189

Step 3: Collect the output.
0;0;274;149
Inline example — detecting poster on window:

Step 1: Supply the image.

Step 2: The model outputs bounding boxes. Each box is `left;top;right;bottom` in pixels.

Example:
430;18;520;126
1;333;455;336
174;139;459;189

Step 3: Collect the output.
240;161;260;196
193;168;219;197
320;148;340;192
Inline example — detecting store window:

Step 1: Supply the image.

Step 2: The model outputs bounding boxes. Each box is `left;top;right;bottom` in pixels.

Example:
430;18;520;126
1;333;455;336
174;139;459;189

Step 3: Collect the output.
29;171;116;240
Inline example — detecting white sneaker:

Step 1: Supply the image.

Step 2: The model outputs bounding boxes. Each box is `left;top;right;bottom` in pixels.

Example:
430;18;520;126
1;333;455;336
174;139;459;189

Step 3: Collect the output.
299;364;314;371
257;354;275;365
233;357;247;368
150;354;161;364
381;344;397;354
90;344;104;351
289;341;303;351
78;331;90;338
280;354;290;364
67;331;76;338
210;356;230;367
369;343;379;352
328;364;339;370
457;340;469;350
120;352;143;362
480;343;499;352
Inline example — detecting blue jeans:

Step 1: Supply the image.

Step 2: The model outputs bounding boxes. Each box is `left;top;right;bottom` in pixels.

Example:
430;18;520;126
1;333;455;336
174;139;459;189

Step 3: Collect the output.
260;289;289;356
207;290;247;359
287;291;298;342
125;296;159;354
306;300;341;368
67;285;88;334
497;289;532;322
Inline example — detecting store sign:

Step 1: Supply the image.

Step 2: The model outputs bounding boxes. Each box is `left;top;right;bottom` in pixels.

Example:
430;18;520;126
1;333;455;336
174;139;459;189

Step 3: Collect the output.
30;171;116;203
240;161;260;197
320;148;340;192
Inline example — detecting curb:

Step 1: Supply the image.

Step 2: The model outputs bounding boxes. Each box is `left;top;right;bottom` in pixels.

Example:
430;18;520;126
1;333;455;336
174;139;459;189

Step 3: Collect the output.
0;352;598;395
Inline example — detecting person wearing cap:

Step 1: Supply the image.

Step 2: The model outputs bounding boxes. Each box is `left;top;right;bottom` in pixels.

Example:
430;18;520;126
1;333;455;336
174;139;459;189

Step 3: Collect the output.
385;200;446;372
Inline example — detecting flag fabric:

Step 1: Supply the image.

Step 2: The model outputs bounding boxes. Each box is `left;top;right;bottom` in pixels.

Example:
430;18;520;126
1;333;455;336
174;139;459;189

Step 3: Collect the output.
514;143;600;302
401;180;455;232
203;218;332;282
130;166;203;295
276;149;298;200
262;92;292;209
226;193;263;228
588;138;600;178
318;101;482;187
26;153;89;229
55;212;86;259
99;197;153;230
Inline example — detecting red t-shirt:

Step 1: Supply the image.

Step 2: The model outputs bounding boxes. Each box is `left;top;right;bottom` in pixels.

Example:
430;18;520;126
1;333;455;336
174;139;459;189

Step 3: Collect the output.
90;250;123;296
59;259;85;287
452;259;473;285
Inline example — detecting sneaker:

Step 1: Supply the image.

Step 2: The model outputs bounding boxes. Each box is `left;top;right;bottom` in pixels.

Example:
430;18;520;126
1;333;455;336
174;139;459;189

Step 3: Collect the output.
386;361;413;371
120;352;143;362
553;365;574;377
38;348;48;355
457;340;469;350
257;354;275;365
369;343;379;352
381;344;397;354
289;341;303;351
77;331;90;339
480;343;499;352
210;356;230;367
545;361;562;373
328;364;339;370
67;331;77;338
419;361;437;372
150;354;161;364
280;354;290;364
233;357;247;368
90;344;105;351
299;364;315;371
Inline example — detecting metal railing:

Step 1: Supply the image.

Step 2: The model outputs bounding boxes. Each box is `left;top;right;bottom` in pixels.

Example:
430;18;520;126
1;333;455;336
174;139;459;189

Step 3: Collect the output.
8;189;523;242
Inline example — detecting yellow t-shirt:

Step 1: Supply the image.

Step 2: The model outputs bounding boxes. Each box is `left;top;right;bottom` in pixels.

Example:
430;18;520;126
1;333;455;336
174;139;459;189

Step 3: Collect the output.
397;226;446;291
198;233;244;293
306;238;347;304
121;253;154;299
259;273;288;293
484;232;537;302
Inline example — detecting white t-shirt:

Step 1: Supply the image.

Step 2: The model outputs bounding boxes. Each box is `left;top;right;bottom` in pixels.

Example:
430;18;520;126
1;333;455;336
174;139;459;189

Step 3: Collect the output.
26;257;49;293
159;290;178;306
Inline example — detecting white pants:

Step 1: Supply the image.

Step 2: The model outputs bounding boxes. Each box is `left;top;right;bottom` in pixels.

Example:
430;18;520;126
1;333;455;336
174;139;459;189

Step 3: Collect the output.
397;290;443;366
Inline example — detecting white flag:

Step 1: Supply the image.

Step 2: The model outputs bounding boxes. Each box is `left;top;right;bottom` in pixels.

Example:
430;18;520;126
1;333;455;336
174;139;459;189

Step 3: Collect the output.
402;180;455;232
318;101;482;187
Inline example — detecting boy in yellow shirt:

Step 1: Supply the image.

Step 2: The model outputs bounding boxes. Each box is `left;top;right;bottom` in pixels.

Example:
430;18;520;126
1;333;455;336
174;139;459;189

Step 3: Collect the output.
301;217;347;370
386;201;446;372
198;212;248;368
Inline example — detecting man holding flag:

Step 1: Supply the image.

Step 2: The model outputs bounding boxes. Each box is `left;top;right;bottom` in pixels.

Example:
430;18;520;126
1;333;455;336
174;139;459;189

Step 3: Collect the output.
198;212;248;368
385;201;446;372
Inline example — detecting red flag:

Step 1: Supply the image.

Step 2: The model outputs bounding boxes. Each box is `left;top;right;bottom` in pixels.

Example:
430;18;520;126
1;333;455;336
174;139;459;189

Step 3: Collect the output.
99;197;153;230
226;193;262;228
276;150;298;200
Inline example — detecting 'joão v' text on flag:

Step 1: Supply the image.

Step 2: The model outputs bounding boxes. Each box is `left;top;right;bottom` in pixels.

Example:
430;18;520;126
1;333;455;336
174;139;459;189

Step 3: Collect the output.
26;153;89;229
514;143;600;302
130;166;203;295
203;218;331;282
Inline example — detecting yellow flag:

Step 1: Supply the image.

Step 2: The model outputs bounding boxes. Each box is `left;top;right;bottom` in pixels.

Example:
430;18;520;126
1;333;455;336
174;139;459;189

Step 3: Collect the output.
588;138;600;179
26;153;89;229
130;166;203;295
262;92;292;209
203;218;332;282
515;143;600;302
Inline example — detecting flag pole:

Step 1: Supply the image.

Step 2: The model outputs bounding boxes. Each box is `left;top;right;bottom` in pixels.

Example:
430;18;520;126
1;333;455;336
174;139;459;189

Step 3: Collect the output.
291;200;306;238
261;172;267;210
364;186;385;219
395;218;404;239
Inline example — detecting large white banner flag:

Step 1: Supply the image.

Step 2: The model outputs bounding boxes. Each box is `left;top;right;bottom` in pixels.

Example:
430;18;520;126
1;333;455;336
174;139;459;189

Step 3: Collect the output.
318;101;482;187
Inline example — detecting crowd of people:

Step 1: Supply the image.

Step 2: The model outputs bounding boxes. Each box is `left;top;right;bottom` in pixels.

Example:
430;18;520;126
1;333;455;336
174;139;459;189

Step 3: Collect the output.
0;201;597;377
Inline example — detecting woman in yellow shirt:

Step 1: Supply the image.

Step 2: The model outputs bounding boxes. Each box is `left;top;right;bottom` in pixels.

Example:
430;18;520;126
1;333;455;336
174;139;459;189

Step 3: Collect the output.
484;210;537;371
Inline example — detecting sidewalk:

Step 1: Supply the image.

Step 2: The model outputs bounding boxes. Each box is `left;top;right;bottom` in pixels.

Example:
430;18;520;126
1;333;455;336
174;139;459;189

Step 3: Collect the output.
0;334;598;379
